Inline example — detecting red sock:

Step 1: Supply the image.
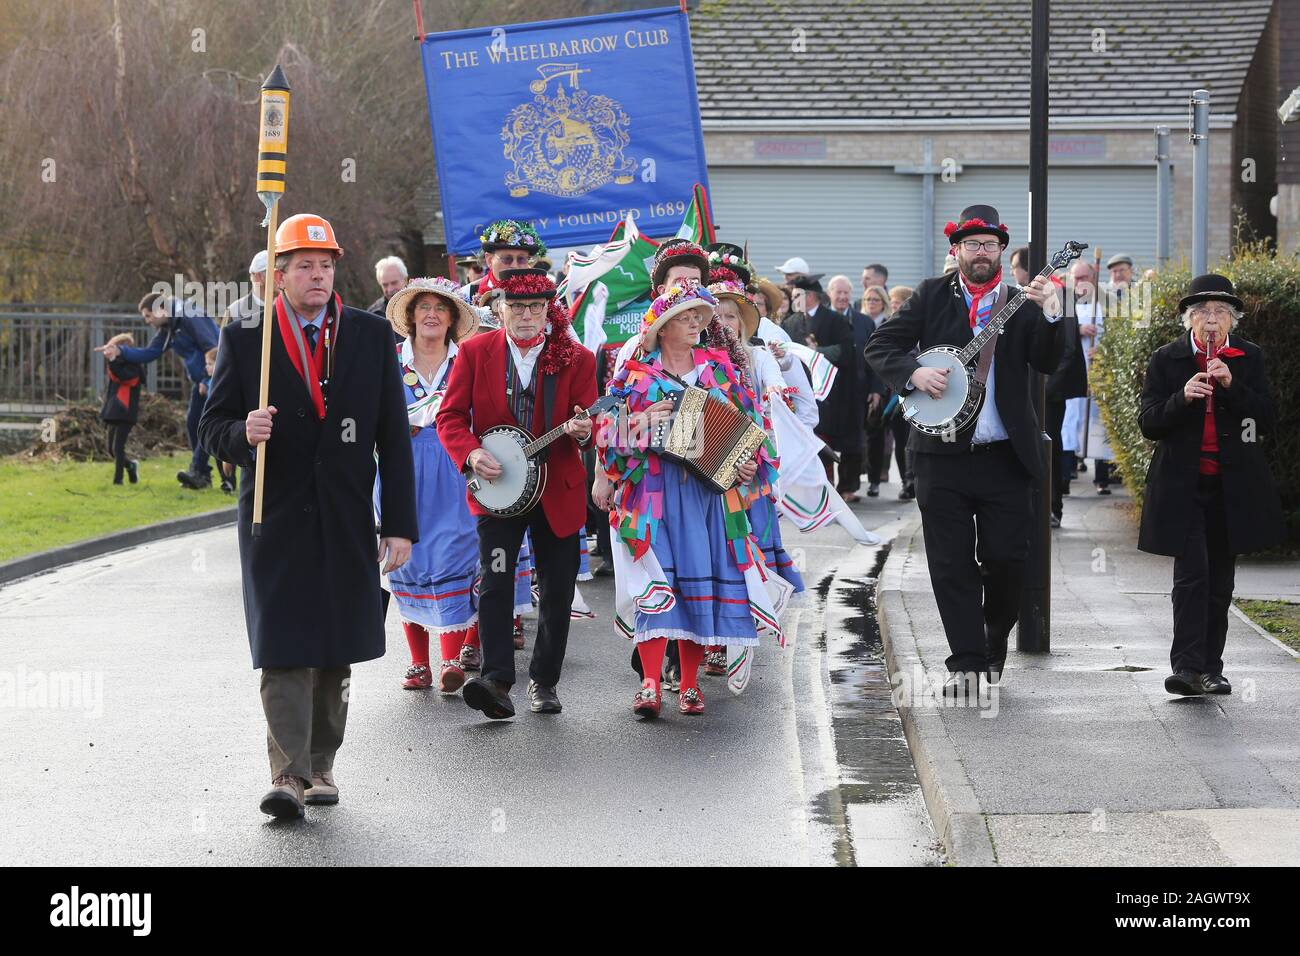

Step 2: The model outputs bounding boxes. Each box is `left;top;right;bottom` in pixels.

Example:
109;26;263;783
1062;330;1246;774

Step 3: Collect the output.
439;628;467;664
637;638;668;692
465;623;480;648
402;622;430;666
706;643;723;654
678;641;705;692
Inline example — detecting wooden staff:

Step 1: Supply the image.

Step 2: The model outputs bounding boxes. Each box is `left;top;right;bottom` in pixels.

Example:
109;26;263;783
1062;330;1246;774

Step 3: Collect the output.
251;65;291;537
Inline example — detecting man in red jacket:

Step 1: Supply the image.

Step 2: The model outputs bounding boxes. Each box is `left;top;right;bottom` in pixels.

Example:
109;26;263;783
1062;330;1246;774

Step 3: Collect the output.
437;268;597;719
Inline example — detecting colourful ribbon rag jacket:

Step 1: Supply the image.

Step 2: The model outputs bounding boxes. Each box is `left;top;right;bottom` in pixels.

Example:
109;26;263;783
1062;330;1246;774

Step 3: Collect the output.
599;346;779;569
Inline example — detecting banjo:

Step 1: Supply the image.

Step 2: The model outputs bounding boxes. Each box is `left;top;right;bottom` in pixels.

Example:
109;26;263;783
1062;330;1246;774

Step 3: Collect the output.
900;240;1087;437
467;395;619;517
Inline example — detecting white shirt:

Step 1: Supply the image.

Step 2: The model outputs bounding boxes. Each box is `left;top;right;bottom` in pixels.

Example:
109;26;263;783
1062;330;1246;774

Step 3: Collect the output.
507;335;542;387
962;276;1061;445
399;337;458;391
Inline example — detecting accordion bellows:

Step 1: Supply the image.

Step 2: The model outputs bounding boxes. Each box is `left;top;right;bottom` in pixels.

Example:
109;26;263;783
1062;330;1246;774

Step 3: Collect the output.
652;385;769;494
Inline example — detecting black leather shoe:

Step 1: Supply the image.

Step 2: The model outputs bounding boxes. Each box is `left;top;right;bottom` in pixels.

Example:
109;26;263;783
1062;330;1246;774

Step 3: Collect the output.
127;460;139;484
527;680;562;714
1199;673;1232;695
1164;670;1203;696
462;678;515;719
177;470;212;490
942;671;981;701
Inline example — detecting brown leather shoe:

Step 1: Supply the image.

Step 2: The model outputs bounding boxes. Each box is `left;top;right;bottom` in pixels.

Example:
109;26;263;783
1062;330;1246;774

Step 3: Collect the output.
304;770;339;806
260;773;306;818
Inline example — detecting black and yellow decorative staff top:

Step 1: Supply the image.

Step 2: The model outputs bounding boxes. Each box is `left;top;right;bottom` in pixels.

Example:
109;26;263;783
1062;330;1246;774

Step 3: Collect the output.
256;65;291;226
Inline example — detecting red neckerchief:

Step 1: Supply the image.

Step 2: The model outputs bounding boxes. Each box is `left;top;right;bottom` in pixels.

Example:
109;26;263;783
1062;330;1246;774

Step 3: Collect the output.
107;367;139;408
509;330;545;349
1193;332;1222;475
476;271;501;300
956;263;1004;329
275;293;340;420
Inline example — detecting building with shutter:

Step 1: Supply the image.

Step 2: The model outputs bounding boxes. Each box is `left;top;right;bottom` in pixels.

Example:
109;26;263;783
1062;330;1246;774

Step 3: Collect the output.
688;0;1281;289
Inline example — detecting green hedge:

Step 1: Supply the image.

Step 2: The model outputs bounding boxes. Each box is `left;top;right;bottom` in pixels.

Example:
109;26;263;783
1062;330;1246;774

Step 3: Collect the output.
1090;245;1300;549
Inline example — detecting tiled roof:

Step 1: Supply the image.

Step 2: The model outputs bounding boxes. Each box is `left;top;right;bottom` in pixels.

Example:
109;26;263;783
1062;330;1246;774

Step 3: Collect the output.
690;0;1274;122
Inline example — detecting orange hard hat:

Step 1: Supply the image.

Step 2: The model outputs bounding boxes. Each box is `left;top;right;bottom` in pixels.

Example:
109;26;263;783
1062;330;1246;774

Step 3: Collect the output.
275;213;344;257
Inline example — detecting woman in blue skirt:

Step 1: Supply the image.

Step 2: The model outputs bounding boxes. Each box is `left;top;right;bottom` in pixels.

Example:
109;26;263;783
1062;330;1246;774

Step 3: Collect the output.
377;278;480;693
598;285;785;719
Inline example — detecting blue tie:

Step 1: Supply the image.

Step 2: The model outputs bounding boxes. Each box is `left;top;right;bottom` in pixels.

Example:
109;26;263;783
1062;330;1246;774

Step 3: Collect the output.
303;323;319;353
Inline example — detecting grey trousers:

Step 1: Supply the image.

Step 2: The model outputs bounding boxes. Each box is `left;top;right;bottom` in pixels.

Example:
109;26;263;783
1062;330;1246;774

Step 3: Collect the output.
259;666;350;784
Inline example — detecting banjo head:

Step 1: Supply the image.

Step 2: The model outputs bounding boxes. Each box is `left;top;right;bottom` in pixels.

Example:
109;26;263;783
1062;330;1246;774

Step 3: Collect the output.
472;427;543;516
899;346;974;434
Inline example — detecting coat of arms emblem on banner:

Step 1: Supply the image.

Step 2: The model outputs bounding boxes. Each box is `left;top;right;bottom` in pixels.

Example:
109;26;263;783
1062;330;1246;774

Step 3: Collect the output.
501;63;636;199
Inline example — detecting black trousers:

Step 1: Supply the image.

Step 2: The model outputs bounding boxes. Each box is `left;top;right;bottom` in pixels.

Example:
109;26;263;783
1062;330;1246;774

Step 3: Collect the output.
475;506;578;689
106;422;132;479
865;416;885;484
187;381;211;476
1046;399;1066;518
1094;458;1112;488
838;450;863;492
914;444;1032;673
886;413;913;486
1170;475;1236;675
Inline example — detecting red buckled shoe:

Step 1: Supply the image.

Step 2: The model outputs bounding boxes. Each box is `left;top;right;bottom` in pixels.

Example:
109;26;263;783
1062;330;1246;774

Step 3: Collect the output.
401;663;433;689
439;660;466;694
678;687;704;715
633;679;661;719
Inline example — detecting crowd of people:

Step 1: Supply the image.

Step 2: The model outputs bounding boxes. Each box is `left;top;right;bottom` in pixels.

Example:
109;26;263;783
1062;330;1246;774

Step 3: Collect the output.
97;202;1282;821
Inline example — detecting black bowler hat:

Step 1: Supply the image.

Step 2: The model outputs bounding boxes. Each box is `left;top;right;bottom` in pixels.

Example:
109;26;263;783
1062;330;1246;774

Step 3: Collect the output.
1177;273;1242;314
790;273;825;294
943;204;1010;247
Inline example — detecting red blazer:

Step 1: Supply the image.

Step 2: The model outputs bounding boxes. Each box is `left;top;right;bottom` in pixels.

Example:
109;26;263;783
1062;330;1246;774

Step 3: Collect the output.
436;329;597;537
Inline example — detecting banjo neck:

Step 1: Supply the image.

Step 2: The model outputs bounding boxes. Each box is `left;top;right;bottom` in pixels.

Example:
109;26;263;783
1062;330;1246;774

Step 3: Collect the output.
956;261;1056;365
520;395;618;458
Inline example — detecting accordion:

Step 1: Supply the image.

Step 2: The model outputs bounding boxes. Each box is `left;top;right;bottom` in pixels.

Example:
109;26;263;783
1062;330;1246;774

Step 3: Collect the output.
649;385;769;494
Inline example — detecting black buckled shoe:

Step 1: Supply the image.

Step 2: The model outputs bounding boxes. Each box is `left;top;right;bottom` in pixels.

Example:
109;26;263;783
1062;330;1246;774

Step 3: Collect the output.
1164;670;1203;697
1199;673;1232;695
463;678;515;719
527;680;562;714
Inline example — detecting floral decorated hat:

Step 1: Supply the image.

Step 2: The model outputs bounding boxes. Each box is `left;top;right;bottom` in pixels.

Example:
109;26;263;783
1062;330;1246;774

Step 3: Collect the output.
640;284;718;352
385;277;479;341
651;238;710;290
706;242;753;287
706;277;759;340
479;219;547;257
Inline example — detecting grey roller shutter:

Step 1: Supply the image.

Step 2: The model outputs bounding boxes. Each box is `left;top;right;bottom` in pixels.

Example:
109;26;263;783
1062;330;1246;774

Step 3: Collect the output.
708;166;926;292
932;166;1158;276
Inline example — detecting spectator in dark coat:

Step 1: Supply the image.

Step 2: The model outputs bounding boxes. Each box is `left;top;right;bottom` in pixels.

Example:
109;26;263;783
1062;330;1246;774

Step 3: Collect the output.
1137;274;1283;698
787;274;860;493
827;274;875;500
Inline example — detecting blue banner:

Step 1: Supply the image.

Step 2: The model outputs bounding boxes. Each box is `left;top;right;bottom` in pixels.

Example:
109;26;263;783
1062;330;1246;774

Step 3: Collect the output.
419;6;710;254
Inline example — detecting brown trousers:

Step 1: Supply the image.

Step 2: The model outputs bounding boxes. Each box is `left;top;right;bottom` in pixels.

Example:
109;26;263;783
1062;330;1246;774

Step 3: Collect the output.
259;666;350;784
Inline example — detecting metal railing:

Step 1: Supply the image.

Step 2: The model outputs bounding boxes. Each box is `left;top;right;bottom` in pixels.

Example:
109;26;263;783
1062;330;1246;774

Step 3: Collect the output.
0;305;190;407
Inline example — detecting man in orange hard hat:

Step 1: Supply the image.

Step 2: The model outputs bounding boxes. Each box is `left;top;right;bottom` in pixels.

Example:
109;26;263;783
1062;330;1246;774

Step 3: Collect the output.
199;212;418;820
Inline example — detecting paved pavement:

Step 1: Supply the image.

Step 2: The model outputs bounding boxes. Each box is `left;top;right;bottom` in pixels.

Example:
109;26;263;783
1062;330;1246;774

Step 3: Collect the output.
0;487;939;866
878;485;1300;866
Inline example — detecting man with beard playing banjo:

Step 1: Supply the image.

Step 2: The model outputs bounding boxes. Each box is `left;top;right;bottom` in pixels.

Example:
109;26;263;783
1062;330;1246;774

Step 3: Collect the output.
865;205;1065;699
436;267;597;719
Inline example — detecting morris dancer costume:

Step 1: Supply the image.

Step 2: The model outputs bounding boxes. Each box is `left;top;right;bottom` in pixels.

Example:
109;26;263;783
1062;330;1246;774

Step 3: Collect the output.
376;278;481;694
599;285;790;719
437;267;597;719
708;273;806;599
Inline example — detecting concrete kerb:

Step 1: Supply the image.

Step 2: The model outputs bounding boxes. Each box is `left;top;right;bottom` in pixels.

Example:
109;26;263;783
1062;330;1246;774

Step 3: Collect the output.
0;507;237;586
875;516;998;866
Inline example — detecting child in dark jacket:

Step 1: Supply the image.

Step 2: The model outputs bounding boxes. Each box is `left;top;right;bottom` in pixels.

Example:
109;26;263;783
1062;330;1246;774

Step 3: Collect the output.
203;346;237;494
99;332;143;484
